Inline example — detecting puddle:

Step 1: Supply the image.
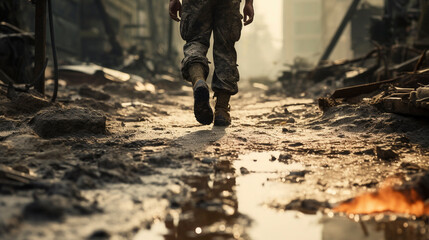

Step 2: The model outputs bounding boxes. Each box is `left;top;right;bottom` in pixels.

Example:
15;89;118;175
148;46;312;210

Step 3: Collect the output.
235;151;322;239
137;152;429;239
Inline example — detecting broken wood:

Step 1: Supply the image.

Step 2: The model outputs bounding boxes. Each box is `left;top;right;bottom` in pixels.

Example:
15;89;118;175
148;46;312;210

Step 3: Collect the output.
331;78;398;99
382;97;429;118
0;165;36;187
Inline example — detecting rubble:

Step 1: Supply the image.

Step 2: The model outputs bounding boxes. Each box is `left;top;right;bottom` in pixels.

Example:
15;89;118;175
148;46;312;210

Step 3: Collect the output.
30;107;106;138
375;146;400;161
78;86;110;101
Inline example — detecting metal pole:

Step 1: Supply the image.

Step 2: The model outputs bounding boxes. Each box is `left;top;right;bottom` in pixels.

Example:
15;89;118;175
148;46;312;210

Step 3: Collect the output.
318;0;361;65
34;0;47;94
167;18;173;59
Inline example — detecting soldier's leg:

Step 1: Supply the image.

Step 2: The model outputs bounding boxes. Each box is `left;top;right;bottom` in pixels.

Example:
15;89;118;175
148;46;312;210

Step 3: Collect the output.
212;0;242;95
180;0;215;125
180;0;214;84
212;0;242;126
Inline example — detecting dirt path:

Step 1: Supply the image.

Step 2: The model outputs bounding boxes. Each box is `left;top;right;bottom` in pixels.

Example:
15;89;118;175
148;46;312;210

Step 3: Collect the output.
1;85;429;239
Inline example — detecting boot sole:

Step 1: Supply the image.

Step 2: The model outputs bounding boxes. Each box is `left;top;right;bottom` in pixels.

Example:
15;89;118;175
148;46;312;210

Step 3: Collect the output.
194;81;213;125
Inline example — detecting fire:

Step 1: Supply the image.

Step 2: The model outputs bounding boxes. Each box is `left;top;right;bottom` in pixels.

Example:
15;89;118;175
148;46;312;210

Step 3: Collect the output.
334;186;429;216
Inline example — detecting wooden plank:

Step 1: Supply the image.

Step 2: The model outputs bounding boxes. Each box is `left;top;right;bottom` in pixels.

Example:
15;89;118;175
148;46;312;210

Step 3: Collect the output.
331;78;398;99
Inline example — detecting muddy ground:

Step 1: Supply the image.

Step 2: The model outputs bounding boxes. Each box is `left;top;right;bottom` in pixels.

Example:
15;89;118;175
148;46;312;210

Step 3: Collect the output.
1;77;429;240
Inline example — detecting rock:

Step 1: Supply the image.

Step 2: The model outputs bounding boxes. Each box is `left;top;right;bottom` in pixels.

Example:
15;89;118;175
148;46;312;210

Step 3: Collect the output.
240;167;250;175
88;229;111;240
30;107;106;138
281;128;296;133
79;86;111;101
278;154;292;163
376;146;399;161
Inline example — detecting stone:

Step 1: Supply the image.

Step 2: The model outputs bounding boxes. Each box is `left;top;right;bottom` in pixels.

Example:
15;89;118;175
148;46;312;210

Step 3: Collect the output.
240;167;250;175
376;146;399;161
30;107;106;138
88;229;111;240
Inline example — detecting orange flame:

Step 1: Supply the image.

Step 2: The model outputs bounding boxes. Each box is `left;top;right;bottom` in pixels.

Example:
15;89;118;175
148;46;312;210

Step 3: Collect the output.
334;187;429;216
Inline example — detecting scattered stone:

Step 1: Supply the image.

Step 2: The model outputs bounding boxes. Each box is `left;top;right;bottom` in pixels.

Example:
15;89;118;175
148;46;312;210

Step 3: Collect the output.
376;146;399;161
317;179;327;187
30;107;106;138
79;86;110;101
240;167;250;175
282;128;296;133
278;154;292;163
88;229;111;240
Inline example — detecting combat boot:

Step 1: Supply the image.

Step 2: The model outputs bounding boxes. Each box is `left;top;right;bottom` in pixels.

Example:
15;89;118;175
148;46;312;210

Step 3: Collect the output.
189;64;213;125
214;92;231;126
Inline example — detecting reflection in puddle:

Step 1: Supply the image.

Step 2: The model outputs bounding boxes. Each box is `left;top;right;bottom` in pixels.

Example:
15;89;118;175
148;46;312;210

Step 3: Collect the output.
137;151;429;240
235;152;322;240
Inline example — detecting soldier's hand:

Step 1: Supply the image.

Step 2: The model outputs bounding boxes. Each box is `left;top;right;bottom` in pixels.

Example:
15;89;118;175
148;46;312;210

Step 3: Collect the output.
169;0;182;22
243;2;254;26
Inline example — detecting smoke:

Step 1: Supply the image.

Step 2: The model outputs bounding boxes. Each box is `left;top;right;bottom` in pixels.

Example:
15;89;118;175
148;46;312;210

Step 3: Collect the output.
237;0;283;81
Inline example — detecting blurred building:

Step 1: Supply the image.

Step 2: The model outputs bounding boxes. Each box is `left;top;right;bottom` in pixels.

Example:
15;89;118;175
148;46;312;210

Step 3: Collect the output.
282;0;383;65
8;0;181;66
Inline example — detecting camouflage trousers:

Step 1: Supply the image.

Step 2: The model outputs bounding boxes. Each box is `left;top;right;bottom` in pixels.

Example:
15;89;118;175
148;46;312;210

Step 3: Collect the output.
180;0;243;95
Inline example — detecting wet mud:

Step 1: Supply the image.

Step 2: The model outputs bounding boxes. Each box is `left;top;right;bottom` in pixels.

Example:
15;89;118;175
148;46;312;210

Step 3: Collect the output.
1;81;429;239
